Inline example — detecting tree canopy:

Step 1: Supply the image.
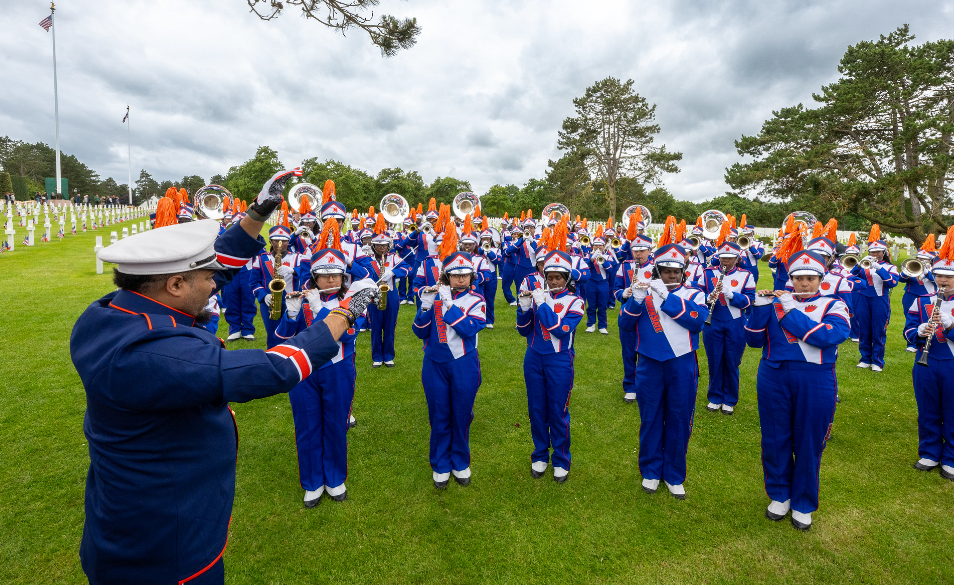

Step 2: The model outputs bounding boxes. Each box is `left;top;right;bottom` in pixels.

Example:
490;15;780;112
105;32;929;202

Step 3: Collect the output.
726;26;954;245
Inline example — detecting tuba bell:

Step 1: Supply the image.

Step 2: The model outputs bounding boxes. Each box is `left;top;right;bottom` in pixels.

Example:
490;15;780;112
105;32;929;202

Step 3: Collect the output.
287;183;320;213
578;234;591;246
621;205;653;231
700;209;727;241
452;192;480;220
380;193;409;224
194;184;234;221
542;203;571;222
781;211;818;245
901;258;925;279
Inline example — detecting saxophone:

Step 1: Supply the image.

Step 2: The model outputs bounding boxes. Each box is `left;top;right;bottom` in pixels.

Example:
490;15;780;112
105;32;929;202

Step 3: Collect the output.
268;249;286;320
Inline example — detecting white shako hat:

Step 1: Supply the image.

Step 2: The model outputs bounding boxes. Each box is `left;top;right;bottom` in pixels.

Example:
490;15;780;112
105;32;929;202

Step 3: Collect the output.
98;219;225;275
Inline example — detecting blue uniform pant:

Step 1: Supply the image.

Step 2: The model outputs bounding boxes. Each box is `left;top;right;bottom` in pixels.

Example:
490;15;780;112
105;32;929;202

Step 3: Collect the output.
398;276;410;301
259;303;282;349
223;270;257;336
849;289;861;340
757;361;837;514
585;279;609;329
482;277;498;325
185;557;224;585
702;317;746;406
856;294;890;367
368;290;399;362
288;355;356;491
524;349;574;470
633;352;698;485
912;356;954;466
902;292;918;349
422;352;481;474
501;262;517;303
619;326;638;396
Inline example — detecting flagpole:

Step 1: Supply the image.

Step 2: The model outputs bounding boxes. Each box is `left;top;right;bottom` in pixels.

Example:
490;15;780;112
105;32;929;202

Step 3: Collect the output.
126;106;132;204
50;3;62;200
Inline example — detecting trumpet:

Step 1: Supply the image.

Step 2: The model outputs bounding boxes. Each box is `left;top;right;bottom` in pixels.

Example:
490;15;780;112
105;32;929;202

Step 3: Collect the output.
687;235;703;250
421;223;433;235
737;234;753;249
902;258;926;279
523;228;535;239
841;255;859;270
917;288;950;367
860;257;874;270
592;252;607;265
611;237;622;248
578;234;591;246
482;241;493;251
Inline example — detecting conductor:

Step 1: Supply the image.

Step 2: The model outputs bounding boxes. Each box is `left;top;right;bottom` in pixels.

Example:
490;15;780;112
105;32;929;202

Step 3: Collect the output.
70;170;380;585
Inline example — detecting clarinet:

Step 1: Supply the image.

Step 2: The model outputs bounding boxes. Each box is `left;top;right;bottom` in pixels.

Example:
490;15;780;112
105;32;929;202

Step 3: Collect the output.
917;288;949;367
704;266;726;326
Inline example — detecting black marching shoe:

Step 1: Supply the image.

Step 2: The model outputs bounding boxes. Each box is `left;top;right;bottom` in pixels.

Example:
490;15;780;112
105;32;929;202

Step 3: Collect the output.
791;516;811;531
454;475;471;487
941;467;954;481
913;459;938;472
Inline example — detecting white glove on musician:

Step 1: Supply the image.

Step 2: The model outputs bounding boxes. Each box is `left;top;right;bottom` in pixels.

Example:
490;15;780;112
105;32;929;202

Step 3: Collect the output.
649;279;669;301
285;295;303;319
263;294;274;308
420;289;437;310
438;285;453;303
940;311;954;331
622;285;633;299
917;323;935;338
778;293;799;314
518;294;533;310
305;288;325;309
381;269;394;283
753;293;774;307
362;244;372;256
277;265;295;281
722;290;735;301
631;286;648;303
531;287;547;307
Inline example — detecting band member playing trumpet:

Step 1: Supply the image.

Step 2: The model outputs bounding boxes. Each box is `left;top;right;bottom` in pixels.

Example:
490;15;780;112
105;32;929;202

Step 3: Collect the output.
618;240;708;499
413;241;487;489
367;214;411;368
250;225;302;348
510;217;540;297
277;248;371;506
500;219;519;305
852;225;899;371
476;226;501;328
698;235;756;414
584;236;619;334
745;250;851;530
903;227;954;481
738;219;765;283
842;233;863;341
900;235;939;352
517;250;585;483
614;224;655;403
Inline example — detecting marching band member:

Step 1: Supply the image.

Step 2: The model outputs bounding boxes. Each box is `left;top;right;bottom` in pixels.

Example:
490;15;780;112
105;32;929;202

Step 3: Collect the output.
476;223;501;328
584;234;619;334
517;246;585;484
843;233;863;341
413;229;486;489
619;229;708;499
222;216;259;342
289;210;318;253
303;184;373;285
903;227;954;480
738;218;765;283
396;217;418;304
277;243;370;506
249;225;302;348
367;214;410;367
691;217;715;266
900;235;938;352
744;250;851;530
511;215;539;297
500;217;518;305
613;219;655;403
698;224;756;414
852;225;899;371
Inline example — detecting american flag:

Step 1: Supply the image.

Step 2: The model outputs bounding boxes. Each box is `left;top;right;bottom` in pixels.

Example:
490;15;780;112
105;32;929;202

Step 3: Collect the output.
39;15;53;32
71;225;76;235
23;235;30;246
1;241;8;252
58;227;65;239
122;108;129;123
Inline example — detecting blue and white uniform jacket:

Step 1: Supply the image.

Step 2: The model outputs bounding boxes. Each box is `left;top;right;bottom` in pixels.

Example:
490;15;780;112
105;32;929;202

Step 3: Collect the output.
744;294;851;365
366;252;412;289
249;250;305;303
904;292;954;361
901;272;938;297
516;288;585;354
276;291;364;367
853;260;899;298
785;272;856;311
696;266;756;321
413;289;486;362
613;259;655;301
618;285;708;360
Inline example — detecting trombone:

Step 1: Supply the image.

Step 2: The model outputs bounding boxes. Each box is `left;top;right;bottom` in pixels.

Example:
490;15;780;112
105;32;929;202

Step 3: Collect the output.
902;258;927;279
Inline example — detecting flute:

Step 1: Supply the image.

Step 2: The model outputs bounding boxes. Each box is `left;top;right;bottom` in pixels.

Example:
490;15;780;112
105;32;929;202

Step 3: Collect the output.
633;281;682;290
755;290;825;297
518;286;554;298
286;287;341;299
419;285;470;295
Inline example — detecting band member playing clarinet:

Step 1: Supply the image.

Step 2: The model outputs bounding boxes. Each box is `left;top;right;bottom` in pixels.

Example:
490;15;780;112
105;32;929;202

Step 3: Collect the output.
744;250;851;530
277;237;371;506
517;249;585;483
619;233;708;500
412;232;486;489
903;226;954;481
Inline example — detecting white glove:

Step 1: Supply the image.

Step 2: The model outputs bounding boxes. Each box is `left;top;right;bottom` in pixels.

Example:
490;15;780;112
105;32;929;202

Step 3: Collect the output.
305;288;324;308
420;290;437;310
285;295;303;319
723;290;735;301
940;311;954;330
917;323;935;337
622;286;633;299
381;269;394;283
519;295;533;310
778;293;798;314
531;287;547;307
263;294;274;308
439;285;453;303
753;294;773;307
362;244;372;256
632;286;648;303
277;265;295;280
649;279;669;300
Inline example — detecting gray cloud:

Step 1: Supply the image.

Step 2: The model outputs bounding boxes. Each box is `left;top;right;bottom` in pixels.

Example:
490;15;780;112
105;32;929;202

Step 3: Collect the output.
1;0;951;203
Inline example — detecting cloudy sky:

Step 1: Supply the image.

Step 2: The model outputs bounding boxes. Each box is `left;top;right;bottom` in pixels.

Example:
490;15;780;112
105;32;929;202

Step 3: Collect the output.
3;0;952;201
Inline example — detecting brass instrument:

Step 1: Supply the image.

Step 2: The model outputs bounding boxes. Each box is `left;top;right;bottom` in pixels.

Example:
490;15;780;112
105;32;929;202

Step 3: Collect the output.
523;228;534;239
737;234;753;249
781;211;818;245
452;192;480;220
421;222;433;235
860;257;874;270
700;209;727;241
380;193;410;224
841;255;859;270
377;280;390;310
611;237;622;248
917;288;950;367
542;203;571;222
268;250;286;320
578;234;591;246
194;184;234;221
593;252;607;265
902;258;926;279
687;235;703;250
621;204;653;231
482;241;493;251
287;183;320;212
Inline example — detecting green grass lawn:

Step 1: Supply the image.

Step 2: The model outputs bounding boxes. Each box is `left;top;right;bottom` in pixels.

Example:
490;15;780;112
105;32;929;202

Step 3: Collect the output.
1;220;951;584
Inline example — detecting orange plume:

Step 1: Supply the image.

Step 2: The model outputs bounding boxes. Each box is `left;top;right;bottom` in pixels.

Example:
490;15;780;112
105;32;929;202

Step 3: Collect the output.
474;205;481;218
582;218;588;229
729;215;736;230
526;209;532;219
784;215;795;235
696;216;703;228
553;217;568;252
298;195;313;215
463;214;474;235
280;200;290;228
154;197;178;228
868;224;881;243
520;211;526;222
675;219;687;243
576;215;581;224
231;197;239;215
811;221;823;239
626;213;639;241
438;223;458;261
716;220;731;246
607;216;614;229
943;226;954;261
775;229;804;264
503;212;509;221
428;198;437;213
416;203;423;215
316;218;342;251
921;233;936;253
657;216;676;247
596;224;604;239
368;206;375;217
222;197;229;214
483;215;489;232
374;212;387;235
241;200;247;212
537;227;551;251
824;219;838;241
848;233;856;246
740;214;747;230
321;180;336;205
634;208;643;224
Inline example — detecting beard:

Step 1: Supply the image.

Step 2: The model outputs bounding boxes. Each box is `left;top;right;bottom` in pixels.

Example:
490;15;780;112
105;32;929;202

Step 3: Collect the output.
194;308;213;325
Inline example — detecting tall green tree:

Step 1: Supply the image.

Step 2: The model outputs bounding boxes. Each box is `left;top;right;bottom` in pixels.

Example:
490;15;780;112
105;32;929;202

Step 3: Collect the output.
179;175;206;195
247;0;420;57
424;176;472;209
374;167;426;206
302;158;377;212
557;77;682;221
726;26;954;246
224;146;283;203
480;184;521;217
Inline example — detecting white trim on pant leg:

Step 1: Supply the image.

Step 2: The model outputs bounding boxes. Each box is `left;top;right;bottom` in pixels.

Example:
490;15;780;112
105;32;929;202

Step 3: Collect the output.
452;467;471;479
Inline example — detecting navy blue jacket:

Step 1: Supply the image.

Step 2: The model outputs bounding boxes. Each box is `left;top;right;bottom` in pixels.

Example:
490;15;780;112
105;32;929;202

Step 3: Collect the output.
71;226;341;584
